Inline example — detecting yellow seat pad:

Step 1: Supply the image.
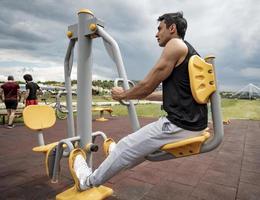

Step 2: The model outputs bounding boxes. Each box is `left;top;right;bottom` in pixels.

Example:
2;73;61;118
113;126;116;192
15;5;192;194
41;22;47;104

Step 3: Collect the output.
23;105;56;130
161;132;210;157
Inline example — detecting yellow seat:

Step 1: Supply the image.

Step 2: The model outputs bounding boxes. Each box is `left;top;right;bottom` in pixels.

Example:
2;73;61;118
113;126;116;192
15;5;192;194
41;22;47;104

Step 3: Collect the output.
23;105;57;152
161;132;210;157
23;105;56;130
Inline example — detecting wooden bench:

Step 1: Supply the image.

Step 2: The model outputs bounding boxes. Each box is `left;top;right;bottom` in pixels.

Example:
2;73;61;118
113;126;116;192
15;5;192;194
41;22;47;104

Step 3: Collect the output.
0;109;23;125
92;107;113;122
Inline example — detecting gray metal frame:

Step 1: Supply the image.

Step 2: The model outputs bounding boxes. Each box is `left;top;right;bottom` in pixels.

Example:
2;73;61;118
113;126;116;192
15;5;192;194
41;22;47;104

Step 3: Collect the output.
51;10;141;182
98;27;140;131
64;11;140;150
51;10;224;180
201;56;224;152
64;39;76;137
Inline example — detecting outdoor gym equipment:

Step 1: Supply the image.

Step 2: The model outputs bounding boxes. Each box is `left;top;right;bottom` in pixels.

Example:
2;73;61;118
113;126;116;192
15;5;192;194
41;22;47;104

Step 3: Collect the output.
22;9;224;200
23;9;139;200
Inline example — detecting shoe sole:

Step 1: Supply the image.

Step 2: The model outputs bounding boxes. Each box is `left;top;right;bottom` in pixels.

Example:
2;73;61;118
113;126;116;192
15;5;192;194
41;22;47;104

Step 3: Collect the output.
69;148;87;191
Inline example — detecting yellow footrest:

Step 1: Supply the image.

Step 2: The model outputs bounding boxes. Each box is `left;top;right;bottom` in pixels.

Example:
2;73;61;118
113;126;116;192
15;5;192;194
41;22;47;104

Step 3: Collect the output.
56;185;113;200
32;142;58;153
33;142;68;153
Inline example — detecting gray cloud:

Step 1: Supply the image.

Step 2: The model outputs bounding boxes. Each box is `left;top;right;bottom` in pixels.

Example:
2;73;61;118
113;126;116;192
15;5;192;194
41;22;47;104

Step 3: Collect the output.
0;0;259;91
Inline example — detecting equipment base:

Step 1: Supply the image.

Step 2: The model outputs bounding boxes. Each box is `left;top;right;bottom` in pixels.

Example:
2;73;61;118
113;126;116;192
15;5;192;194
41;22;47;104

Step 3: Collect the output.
56;185;113;200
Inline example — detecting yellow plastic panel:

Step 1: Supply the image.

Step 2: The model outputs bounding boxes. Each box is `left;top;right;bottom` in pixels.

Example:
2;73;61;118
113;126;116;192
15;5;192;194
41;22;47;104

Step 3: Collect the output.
103;138;115;157
56;185;113;200
32;142;58;153
188;55;216;104
23;105;56;130
161;132;210;157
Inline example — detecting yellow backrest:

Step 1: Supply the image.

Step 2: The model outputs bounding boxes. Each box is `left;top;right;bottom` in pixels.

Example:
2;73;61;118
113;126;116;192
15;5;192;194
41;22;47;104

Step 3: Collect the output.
188;55;216;104
23;105;56;130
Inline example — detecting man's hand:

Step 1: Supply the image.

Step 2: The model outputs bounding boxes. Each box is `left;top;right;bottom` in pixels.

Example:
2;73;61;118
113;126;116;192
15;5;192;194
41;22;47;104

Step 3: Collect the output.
111;87;125;101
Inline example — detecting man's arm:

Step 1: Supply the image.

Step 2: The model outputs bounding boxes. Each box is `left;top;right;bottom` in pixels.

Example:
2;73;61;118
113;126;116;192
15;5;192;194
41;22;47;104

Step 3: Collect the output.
112;38;188;101
23;89;30;102
0;88;3;101
145;91;163;101
17;89;21;101
36;83;43;95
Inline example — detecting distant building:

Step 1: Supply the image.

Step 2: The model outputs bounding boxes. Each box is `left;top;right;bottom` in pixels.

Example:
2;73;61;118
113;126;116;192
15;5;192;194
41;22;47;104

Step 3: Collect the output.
231;83;260;100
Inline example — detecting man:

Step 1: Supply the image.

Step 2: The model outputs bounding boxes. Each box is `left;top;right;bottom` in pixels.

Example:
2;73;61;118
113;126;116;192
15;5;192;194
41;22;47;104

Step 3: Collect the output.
23;74;42;106
0;75;20;128
71;12;208;190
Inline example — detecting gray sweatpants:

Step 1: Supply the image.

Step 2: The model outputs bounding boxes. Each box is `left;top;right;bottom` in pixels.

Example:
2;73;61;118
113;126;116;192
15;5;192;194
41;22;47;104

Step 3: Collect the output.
89;117;203;186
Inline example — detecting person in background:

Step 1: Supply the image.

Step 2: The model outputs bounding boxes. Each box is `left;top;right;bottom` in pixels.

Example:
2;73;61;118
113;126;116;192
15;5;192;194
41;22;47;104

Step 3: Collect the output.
0;75;20;128
23;74;42;106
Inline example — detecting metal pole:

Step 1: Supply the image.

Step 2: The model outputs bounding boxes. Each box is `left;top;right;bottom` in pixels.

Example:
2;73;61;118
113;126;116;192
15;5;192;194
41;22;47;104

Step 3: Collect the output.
64;39;76;137
37;131;45;146
201;56;224;152
98;27;140;131
77;9;94;165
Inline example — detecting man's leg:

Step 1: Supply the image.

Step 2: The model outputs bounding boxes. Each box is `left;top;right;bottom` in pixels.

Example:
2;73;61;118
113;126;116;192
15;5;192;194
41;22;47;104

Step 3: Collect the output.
6;109;11;122
74;117;203;189
8;109;16;127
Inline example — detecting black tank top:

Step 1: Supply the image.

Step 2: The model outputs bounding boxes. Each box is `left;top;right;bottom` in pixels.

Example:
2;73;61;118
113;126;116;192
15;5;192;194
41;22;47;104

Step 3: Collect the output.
162;41;208;131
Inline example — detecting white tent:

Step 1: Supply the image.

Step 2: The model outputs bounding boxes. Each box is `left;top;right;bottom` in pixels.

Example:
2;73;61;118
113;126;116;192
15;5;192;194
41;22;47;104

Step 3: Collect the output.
232;83;260;99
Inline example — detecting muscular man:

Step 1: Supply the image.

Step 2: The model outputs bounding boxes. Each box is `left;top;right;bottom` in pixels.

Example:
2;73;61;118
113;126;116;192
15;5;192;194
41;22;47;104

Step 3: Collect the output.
71;12;208;190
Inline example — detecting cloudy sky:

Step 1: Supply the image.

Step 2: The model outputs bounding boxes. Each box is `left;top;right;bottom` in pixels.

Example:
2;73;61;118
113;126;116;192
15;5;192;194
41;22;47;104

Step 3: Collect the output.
0;0;259;91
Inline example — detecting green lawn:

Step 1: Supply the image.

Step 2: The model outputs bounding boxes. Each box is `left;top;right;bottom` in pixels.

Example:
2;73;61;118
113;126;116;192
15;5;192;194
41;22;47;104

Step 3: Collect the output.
111;104;166;118
221;98;260;120
111;99;260;120
10;97;260;124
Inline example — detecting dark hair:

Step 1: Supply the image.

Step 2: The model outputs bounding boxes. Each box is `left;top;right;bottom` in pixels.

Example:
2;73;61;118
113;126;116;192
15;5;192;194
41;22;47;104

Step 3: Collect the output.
7;75;14;81
158;12;187;39
23;74;33;81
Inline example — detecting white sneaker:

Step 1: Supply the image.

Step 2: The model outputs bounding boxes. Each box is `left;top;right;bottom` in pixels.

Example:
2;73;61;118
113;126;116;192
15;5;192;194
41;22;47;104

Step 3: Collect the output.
74;155;92;190
108;142;116;154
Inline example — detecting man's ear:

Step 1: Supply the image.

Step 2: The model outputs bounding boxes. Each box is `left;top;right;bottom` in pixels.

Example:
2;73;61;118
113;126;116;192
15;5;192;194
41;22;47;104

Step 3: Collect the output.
169;24;176;33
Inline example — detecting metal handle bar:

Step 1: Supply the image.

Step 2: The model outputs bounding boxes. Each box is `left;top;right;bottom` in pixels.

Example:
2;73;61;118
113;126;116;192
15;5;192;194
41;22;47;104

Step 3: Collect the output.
114;78;139;106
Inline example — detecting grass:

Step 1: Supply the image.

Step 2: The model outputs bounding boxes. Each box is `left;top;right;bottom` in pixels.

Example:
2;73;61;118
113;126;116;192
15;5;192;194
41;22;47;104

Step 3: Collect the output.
111;104;166;118
221;98;260;120
111;99;260;120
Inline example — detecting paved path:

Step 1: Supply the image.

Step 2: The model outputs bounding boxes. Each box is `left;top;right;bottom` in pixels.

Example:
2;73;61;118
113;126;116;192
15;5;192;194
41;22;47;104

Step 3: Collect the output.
0;117;260;200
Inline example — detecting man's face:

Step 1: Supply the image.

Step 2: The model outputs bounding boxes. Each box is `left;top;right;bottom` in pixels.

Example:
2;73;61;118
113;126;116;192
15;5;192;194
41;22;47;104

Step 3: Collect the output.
155;21;174;47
